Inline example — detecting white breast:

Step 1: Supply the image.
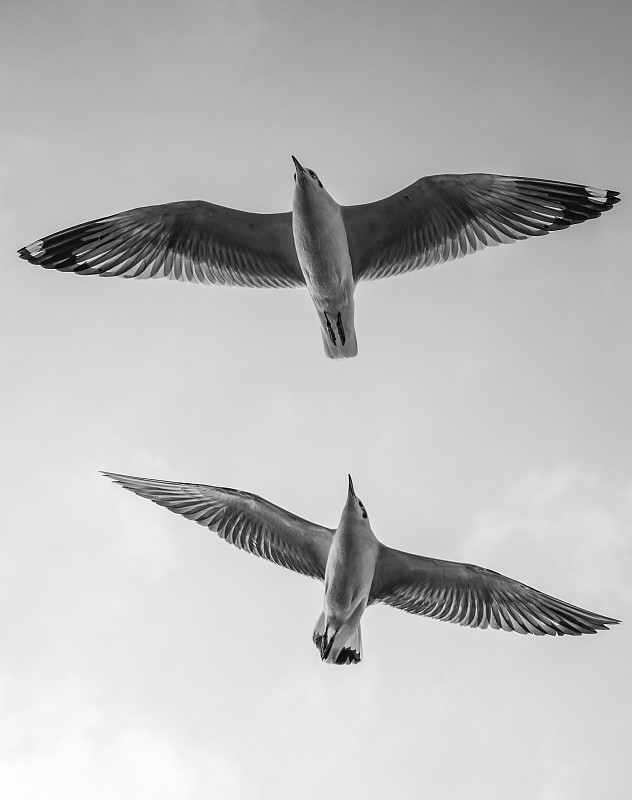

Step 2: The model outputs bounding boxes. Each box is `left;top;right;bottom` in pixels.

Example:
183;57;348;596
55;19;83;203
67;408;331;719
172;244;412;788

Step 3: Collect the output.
324;522;379;614
292;187;354;304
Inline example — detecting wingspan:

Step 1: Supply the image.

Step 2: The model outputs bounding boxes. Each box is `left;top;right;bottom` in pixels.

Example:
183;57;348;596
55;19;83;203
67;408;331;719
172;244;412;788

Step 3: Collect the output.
19;202;305;289
104;472;333;579
344;174;620;282
370;545;619;635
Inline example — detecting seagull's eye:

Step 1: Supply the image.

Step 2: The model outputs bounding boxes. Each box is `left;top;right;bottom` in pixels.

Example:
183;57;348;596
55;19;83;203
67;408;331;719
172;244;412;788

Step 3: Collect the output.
309;170;317;179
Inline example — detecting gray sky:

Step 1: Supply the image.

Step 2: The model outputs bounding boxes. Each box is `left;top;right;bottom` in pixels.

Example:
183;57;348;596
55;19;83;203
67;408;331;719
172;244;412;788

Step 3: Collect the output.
1;1;630;797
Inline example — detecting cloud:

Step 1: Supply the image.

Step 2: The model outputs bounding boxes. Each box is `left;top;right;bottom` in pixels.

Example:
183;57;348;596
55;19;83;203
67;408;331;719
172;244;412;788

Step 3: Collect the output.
465;463;631;603
0;678;243;800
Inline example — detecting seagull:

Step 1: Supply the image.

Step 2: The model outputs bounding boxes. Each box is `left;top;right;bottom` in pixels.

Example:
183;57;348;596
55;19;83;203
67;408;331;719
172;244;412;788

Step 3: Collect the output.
103;472;619;664
19;159;619;359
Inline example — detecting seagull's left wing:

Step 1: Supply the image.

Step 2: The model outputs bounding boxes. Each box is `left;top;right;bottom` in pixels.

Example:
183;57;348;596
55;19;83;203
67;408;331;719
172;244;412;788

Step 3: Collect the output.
343;174;620;282
370;545;619;635
19;202;304;288
104;472;333;580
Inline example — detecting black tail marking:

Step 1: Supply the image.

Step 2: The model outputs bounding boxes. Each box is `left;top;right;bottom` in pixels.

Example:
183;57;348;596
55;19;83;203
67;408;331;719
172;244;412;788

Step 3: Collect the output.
336;312;346;346
324;312;336;346
334;647;361;665
312;631;361;665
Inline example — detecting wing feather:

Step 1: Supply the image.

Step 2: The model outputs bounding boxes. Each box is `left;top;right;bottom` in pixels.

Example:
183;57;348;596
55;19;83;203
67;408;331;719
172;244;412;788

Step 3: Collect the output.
103;472;332;580
370;545;619;636
344;173;620;281
19;201;305;289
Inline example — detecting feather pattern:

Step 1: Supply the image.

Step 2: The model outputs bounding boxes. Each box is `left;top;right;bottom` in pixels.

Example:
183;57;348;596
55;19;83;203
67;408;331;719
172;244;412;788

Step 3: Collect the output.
370;546;619;636
18;202;305;289
103;472;332;579
343;174;620;281
104;472;619;656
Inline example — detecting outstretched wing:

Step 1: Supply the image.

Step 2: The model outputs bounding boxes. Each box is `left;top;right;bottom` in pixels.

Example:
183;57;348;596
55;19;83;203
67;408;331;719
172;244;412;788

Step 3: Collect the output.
370;545;619;635
343;174;620;282
104;472;332;579
19;201;305;288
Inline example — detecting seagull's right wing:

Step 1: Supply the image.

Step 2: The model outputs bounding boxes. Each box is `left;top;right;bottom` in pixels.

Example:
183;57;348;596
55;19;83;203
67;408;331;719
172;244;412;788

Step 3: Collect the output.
370;545;619;635
104;472;333;580
19;202;305;288
343;174;620;282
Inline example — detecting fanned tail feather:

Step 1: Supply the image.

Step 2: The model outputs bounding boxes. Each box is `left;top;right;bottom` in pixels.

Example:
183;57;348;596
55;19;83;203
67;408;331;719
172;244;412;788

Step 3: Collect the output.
312;612;362;665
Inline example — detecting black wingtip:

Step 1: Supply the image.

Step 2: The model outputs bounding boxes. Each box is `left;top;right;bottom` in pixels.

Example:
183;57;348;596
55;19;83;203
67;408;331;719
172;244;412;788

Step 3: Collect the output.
602;188;621;209
516;180;622;228
17;238;81;270
17;243;52;265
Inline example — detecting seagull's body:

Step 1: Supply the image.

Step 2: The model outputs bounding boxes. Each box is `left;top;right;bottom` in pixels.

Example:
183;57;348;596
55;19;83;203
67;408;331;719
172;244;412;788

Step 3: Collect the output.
318;484;380;662
291;156;358;357
104;472;619;664
19;159;619;359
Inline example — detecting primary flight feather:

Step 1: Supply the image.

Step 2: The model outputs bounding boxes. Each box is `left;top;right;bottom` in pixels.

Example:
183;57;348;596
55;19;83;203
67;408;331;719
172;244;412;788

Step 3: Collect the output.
19;158;619;359
103;472;619;664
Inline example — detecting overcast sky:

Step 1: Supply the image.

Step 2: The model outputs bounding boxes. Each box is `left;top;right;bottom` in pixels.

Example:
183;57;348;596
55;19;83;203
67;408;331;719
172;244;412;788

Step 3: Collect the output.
1;1;631;798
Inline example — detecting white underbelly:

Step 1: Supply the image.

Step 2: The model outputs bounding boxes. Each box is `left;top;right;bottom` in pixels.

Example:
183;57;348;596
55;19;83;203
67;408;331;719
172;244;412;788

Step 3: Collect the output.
293;216;353;306
324;540;376;616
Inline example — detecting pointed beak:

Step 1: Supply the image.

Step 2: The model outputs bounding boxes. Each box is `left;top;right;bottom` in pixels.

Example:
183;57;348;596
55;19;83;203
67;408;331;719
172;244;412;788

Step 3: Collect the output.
348;474;356;499
291;155;305;175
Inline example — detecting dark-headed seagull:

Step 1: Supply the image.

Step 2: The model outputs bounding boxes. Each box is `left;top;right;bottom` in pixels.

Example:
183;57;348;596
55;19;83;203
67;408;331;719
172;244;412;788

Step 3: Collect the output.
19;159;619;359
103;472;619;664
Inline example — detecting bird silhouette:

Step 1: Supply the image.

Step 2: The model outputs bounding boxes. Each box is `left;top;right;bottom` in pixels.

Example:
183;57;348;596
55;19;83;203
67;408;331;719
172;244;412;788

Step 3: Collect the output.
19;158;619;359
103;472;619;664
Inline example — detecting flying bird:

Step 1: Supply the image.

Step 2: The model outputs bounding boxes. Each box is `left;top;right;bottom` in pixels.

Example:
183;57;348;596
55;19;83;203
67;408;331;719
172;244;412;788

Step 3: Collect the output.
19;159;619;359
103;472;618;664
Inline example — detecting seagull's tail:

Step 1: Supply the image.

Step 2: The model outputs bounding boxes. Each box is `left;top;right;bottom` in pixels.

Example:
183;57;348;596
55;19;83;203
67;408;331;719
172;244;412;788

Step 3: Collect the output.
312;612;362;665
318;304;358;359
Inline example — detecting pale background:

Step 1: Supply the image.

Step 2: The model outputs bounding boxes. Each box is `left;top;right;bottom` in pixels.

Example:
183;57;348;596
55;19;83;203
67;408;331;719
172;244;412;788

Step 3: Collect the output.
1;1;630;798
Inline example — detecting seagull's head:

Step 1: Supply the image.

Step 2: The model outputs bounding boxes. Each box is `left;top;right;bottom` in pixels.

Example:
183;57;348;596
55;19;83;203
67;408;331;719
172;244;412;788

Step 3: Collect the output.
345;474;369;521
291;155;324;190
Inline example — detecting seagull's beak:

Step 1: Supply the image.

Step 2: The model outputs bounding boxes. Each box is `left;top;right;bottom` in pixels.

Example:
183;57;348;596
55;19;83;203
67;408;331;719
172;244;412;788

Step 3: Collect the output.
348;474;356;499
291;155;305;176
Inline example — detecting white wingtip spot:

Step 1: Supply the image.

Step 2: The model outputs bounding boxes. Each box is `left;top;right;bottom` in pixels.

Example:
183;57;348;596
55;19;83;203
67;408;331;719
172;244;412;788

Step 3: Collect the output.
26;240;45;257
586;186;608;203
